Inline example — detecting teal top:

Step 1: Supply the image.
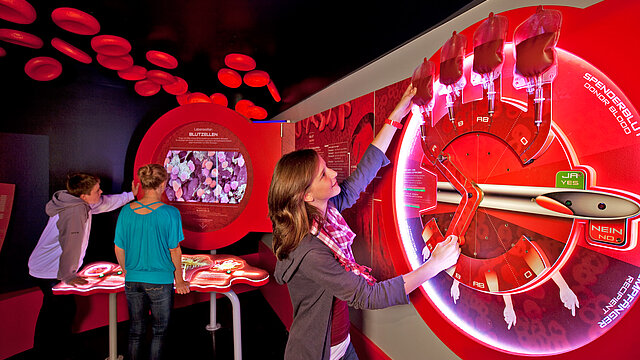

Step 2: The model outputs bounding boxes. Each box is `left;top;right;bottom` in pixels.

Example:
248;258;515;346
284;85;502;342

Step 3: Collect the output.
114;201;184;284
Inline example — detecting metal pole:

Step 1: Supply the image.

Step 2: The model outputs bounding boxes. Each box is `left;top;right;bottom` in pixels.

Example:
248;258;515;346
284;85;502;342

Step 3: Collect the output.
206;249;221;332
107;293;119;360
206;292;220;331
224;290;242;360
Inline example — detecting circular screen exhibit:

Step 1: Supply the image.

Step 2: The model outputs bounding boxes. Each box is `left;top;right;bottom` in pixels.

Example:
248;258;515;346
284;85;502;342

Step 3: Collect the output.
380;4;640;357
155;121;252;232
134;103;281;249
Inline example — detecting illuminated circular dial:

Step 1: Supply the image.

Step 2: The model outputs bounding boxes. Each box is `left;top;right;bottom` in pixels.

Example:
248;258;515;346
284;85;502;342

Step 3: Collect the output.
389;45;640;355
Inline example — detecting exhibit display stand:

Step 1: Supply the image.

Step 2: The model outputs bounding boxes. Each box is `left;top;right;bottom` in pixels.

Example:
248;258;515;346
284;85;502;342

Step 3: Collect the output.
53;256;269;360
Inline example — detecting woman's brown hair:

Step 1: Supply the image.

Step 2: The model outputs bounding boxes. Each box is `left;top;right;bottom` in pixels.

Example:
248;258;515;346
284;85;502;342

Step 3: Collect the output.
138;164;168;190
268;149;324;260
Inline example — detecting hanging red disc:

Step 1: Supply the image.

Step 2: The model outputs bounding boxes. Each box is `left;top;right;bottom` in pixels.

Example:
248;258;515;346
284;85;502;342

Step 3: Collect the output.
267;80;281;102
25;57;62;81
118;65;147;81
146;69;176;85
134;80;161;97
210;93;228;107
176;92;190;106
51;38;92;64
91;35;131;56
247;105;268;120
0;28;42;48
187;92;213;104
0;0;36;24
243;70;270;88
96;53;133;70
235;99;254;117
217;68;242;88
51;7;100;35
162;76;188;95
224;53;256;71
146;50;178;69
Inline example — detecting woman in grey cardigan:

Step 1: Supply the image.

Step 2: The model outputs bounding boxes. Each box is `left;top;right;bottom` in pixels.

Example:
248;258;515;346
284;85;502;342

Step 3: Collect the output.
269;85;460;360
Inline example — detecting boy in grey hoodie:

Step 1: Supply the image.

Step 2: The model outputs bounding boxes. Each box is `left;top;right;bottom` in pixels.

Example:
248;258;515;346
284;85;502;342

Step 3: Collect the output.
28;173;138;359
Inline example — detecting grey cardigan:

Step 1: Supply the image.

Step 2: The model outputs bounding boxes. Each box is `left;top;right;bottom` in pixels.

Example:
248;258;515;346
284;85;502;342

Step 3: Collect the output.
274;145;409;360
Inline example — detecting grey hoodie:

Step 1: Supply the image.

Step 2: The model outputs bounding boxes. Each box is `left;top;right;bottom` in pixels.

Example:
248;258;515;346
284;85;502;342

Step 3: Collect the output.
29;190;133;282
273;145;409;360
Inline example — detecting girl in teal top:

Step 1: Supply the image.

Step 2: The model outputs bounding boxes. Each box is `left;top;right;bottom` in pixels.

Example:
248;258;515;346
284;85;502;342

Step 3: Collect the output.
114;163;190;360
114;201;183;284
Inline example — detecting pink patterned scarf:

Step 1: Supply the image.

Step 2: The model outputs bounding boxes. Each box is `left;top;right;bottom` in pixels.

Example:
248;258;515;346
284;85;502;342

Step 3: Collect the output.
311;205;376;285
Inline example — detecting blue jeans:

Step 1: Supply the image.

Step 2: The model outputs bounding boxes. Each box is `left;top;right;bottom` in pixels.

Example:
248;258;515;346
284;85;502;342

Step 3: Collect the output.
125;282;174;360
340;342;359;360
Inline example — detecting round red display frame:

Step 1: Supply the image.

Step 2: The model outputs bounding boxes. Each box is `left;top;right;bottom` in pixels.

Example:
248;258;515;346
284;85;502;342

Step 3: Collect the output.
134;103;280;249
378;3;640;359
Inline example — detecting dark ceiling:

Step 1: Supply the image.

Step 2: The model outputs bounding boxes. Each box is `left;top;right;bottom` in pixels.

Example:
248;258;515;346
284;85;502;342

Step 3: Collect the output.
0;0;478;118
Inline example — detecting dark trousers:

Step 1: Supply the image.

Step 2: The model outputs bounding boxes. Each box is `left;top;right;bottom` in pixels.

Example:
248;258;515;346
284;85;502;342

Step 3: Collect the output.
339;342;359;360
125;281;174;360
33;277;76;359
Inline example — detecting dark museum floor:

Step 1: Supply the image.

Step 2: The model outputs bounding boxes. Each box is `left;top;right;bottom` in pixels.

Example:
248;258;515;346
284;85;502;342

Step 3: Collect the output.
8;290;288;360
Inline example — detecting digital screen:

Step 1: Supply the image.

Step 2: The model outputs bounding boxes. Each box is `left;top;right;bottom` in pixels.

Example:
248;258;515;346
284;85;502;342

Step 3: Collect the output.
164;150;247;204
